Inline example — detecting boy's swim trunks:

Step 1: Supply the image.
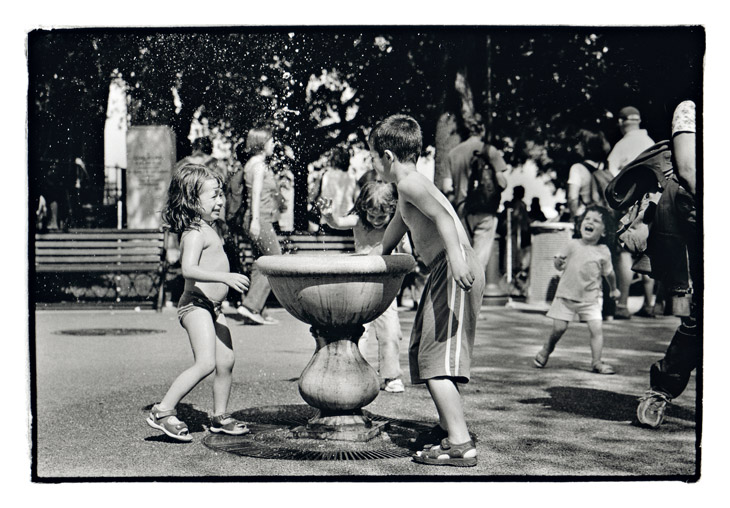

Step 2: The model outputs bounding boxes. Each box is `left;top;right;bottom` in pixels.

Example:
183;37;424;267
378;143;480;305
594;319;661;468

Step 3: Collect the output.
409;246;485;384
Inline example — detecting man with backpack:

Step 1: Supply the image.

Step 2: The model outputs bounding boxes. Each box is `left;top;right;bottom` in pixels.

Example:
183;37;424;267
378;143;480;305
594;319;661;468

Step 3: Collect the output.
442;117;508;279
606;107;657;319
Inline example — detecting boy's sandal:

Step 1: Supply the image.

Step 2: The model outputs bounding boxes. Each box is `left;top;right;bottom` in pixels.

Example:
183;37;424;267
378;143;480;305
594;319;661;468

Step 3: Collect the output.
534;350;549;368
209;413;250;435
592;361;616;375
146;406;193;442
411;425;478;450
412;438;477;467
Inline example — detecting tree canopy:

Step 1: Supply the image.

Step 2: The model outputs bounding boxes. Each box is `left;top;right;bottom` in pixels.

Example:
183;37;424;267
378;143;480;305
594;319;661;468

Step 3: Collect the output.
28;26;704;228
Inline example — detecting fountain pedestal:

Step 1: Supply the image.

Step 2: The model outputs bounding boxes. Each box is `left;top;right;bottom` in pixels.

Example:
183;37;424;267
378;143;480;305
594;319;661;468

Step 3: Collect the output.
255;254;415;442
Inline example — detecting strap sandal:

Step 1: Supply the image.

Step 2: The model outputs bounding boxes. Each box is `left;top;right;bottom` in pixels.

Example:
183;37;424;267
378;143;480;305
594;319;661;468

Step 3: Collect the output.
413;438;477;467
592;361;616;375
146;405;192;442
534;350;549;368
209;413;250;435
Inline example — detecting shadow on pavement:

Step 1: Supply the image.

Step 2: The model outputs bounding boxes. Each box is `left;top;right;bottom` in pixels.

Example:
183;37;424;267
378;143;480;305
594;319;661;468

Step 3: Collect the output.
518;386;696;423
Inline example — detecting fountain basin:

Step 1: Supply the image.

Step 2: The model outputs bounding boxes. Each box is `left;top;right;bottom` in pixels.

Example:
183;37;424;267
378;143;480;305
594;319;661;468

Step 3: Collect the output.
255;254;416;328
255;253;416;441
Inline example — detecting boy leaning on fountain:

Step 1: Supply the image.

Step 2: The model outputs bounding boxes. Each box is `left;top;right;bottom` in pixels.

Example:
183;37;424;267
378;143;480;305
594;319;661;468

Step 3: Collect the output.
367;114;485;467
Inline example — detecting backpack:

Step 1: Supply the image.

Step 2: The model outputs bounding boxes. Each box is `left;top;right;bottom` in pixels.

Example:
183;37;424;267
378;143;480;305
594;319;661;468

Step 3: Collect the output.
463;141;502;215
604;141;675;272
582;160;612;209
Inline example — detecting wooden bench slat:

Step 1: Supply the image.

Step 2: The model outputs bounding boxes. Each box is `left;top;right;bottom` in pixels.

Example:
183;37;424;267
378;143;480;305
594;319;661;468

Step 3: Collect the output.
35;240;164;248
37;254;162;263
36;247;163;256
36;235;164;243
292;244;354;250
36;263;162;273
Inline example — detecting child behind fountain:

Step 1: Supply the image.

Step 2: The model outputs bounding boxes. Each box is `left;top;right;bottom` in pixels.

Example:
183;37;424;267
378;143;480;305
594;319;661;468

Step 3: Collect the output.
319;180;406;393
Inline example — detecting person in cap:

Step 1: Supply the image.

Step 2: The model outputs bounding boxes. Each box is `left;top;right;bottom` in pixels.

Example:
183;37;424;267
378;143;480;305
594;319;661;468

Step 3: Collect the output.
607;106;655;176
607;106;657;319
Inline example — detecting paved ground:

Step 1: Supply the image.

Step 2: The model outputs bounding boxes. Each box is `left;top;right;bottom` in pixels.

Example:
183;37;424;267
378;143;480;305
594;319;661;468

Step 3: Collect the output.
28;296;702;482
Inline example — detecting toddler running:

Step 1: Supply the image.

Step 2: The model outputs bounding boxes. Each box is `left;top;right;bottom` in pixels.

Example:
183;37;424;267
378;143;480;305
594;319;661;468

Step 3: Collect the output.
534;206;620;374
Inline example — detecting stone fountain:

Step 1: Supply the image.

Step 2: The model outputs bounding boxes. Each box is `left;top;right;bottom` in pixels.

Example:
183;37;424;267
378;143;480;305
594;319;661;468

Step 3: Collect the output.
255;253;415;442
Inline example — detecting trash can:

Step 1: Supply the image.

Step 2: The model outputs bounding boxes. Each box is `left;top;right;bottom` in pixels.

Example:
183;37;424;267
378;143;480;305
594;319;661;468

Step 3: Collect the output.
526;222;574;307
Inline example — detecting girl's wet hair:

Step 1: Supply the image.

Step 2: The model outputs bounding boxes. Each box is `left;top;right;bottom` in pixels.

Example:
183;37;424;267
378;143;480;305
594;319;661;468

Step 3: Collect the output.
353;181;398;230
161;164;223;235
574;205;616;247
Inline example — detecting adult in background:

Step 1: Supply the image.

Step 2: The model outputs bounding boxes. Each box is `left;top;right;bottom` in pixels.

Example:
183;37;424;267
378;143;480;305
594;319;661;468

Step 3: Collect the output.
175;136;228;182
607;107;657;319
566;129;611;218
236;124;284;326
317;146;356;235
442;115;508;280
635;99;698;428
529;197;547;223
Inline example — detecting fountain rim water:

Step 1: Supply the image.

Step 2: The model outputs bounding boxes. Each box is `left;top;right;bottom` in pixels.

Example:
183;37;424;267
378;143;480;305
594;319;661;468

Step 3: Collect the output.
254;253;415;277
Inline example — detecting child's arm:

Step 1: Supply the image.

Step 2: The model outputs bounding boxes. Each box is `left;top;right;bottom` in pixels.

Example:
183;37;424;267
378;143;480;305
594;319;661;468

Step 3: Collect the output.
318;198;359;230
400;178;474;290
378;207;408;255
604;270;620;300
601;248;620;299
553;242;572;270
180;230;249;293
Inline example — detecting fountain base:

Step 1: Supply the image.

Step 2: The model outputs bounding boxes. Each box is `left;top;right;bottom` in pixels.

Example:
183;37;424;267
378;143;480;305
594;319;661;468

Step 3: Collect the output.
289;409;389;442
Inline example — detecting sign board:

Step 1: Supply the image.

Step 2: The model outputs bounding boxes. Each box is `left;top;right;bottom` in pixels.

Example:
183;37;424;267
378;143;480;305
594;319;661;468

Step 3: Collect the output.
126;126;176;229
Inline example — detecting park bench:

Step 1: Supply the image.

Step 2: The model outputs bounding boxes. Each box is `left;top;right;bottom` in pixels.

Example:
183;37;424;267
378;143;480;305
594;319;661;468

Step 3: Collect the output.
238;233;356;267
34;229;168;311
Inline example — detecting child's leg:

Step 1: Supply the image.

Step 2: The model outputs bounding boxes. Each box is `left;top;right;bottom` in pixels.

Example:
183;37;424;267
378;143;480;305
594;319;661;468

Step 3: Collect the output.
586;319;604;365
212;315;236;416
425;378;472;446
542;319;569;354
374;301;403;381
158;309;217;411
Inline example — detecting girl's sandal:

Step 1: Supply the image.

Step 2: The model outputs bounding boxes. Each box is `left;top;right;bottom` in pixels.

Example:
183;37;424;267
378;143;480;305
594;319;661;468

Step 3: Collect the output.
412;438;477;467
146;406;193;442
209;413;250;435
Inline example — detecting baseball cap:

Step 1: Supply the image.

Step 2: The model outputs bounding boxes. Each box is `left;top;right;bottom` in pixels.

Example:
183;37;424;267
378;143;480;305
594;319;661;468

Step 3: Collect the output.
618;106;641;122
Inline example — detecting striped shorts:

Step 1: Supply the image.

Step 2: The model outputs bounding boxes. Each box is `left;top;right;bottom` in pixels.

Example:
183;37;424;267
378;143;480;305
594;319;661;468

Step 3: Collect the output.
409;246;485;384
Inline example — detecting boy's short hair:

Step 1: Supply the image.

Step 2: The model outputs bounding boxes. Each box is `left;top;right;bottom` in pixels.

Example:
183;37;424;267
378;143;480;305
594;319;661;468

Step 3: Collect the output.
369;114;422;164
